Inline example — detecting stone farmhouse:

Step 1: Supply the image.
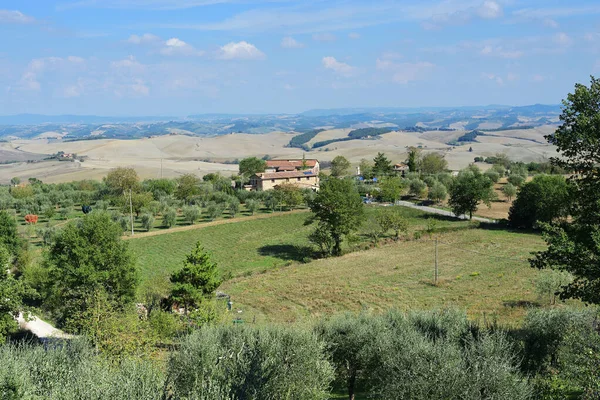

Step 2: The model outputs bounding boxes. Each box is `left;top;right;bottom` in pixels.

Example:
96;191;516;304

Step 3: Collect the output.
248;159;320;191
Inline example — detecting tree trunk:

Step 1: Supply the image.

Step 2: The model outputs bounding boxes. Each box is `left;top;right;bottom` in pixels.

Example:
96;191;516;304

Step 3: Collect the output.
469;210;473;220
347;369;357;400
333;236;342;256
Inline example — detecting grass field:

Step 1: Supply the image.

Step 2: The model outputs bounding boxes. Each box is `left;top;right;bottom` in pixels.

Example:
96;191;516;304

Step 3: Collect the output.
126;206;549;324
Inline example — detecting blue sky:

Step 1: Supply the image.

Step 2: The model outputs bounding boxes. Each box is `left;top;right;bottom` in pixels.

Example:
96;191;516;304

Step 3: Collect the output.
1;0;600;115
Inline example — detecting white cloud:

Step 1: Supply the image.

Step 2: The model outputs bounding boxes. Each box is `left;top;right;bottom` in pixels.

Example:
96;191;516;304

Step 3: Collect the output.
63;79;86;98
423;1;503;30
126;33;160;45
480;45;523;59
111;55;144;70
348;32;360;39
59;0;247;10
322;56;357;77
18;56;86;92
507;73;519;82
543;19;559;28
0;10;35;24
554;32;572;46
218;41;265;60
281;36;304;49
482;72;504;86
313;32;336;42
126;33;203;56
283;83;294;90
532;74;545;82
376;59;435;84
67;56;86;63
477;1;503;19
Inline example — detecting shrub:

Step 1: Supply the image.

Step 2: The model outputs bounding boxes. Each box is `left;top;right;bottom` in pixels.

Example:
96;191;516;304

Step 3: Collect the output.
140;213;155;232
182;205;201;224
163;208;177;228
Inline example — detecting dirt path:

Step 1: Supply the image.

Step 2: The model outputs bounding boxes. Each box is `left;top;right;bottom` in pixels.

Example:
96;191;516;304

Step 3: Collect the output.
394;201;496;223
123;209;310;240
17;313;74;340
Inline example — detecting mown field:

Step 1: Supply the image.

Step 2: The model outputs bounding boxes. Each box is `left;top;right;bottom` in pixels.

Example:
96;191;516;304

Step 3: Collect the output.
128;206;548;324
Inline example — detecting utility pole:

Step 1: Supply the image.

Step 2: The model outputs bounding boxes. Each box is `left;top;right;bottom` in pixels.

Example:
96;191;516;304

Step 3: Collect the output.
129;189;134;236
434;239;439;285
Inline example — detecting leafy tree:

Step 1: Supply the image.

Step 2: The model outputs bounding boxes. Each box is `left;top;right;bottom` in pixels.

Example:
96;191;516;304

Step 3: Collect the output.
127;191;154;218
376;208;408;239
379;177;404;202
170;242;221;315
531;77;600;304
10;177;20;187
163;208;177;228
502;183;517;202
427;181;448;204
238;157;267;178
143;178;176;198
175;174;201;204
407;147;421;172
534;269;574;305
104;167;139;195
507;174;526;187
245;199;260;215
363;217;384;244
308;178;365;256
0;211;22;258
331;155;351;177
44;212;138;331
420;153;448;174
227;197;240;217
508;175;571;229
484;169;500;183
409;179;427;198
205;202;224;221
448;168;495;220
358;159;374;180
59;207;70;220
182;205;201;224
274;183;303;210
308;223;336;256
264;193;278;212
140;213;155;232
0;264;34;344
373;152;393;177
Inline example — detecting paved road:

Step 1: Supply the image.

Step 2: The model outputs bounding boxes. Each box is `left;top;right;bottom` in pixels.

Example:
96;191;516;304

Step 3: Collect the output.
394;201;496;224
17;313;74;341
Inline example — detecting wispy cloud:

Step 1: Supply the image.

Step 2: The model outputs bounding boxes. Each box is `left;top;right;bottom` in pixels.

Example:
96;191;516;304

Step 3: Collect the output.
376;59;435;84
312;33;336;42
217;41;265;60
281;36;305;49
58;0;259;11
422;0;503;30
0;9;35;24
322;56;357;77
126;33;204;56
348;32;360;39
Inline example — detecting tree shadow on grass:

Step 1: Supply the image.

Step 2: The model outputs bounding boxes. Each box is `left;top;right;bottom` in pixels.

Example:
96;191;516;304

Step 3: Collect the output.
503;300;541;309
258;244;315;263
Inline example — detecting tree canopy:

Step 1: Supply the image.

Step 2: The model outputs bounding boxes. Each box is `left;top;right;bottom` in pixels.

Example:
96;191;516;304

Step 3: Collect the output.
308;178;364;256
104;167;140;195
531;76;600;304
373;152;393;177
238;157;267;177
448;167;495;219
170;242;221;315
420;153;448;174
44;212;138;330
175;174;201;204
331;155;351;177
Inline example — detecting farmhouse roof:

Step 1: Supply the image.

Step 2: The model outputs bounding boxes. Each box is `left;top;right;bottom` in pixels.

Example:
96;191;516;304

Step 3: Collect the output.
255;170;317;180
266;159;318;169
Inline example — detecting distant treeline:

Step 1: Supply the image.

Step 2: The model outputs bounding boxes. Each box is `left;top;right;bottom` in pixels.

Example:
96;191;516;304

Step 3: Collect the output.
312;127;393;149
288;129;326;149
458;130;482;142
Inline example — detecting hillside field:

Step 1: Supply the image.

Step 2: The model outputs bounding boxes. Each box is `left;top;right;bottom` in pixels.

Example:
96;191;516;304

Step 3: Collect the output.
128;206;548;325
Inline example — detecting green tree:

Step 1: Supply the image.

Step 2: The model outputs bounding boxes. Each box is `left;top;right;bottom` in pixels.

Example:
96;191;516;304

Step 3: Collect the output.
507;174;526;187
227;197;240;217
427;181;448;204
308;178;365;256
531;77;600;303
373;152;393;177
140;213;155;232
359;158;374;180
170;242;221;315
205;202;224;221
127;191;153;218
448;168;495;220
175;174;201;204
376;208;408;239
245;199;260;215
0;211;22;258
274;183;303;210
409;179;427;198
331;155;351;177
182;205;201;224
502;183;517;202
143;178;177;198
379;177;404;203
420;153;448;174
508;175;571;229
163;208;177;228
44;212;138;330
484;169;500;183
0;265;34;344
238;157;267;178
10;177;20;187
104;167;139;195
407;147;421;172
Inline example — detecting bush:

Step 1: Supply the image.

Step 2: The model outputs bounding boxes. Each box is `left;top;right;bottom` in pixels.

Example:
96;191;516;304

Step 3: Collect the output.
507;174;526;187
534;269;574;305
182;205;201;224
140;213;155;232
409;179;427;198
427;181;448;203
245;199;260;215
168;325;334;400
163;208;177;228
